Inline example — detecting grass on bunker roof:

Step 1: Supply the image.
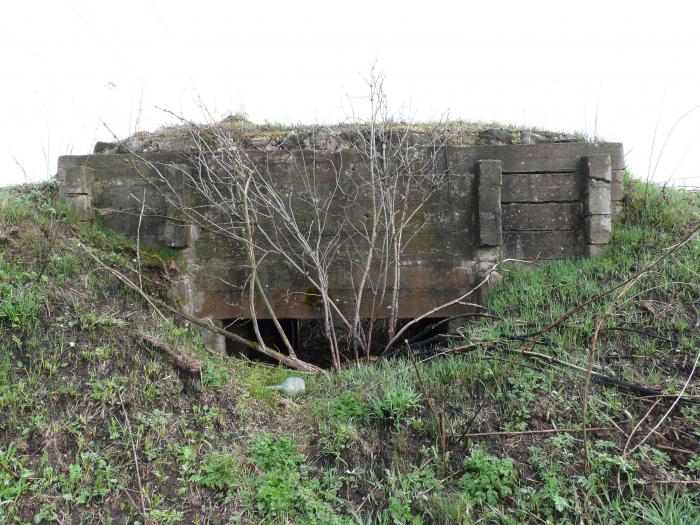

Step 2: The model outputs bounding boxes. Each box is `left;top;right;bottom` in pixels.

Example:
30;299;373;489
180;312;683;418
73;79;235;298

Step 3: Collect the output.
0;176;698;524
105;113;592;155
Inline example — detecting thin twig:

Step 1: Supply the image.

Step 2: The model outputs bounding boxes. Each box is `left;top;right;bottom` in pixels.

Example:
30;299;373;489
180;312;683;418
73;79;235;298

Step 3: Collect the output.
0;459;20;481
406;340;446;467
450;427;615;440
603;326;677;344
628;344;700;455
135;189;146;291
654;444;697;456
119;393;148;520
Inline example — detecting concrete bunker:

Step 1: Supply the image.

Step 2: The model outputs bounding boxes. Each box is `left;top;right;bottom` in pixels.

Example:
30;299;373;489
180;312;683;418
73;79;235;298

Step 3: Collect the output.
58;139;624;363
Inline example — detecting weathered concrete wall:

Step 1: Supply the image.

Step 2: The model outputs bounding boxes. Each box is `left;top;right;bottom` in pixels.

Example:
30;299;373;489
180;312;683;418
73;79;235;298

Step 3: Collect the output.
58;142;624;324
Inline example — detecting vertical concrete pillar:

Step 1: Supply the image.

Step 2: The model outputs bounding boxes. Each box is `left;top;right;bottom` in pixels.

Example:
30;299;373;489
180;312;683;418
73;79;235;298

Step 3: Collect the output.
163;164;191;248
476;159;502;255
583;154;612;256
474;160;503;300
198;316;228;354
57;158;95;220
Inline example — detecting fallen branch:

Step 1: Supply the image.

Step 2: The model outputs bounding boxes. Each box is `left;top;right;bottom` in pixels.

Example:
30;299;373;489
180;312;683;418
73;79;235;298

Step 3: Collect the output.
518;348;699;404
74;232;169;323
136;332;203;376
450;427;615;440
655;444;698;456
153;300;323;373
410;333;460;349
646;479;700;485
603;326;678;344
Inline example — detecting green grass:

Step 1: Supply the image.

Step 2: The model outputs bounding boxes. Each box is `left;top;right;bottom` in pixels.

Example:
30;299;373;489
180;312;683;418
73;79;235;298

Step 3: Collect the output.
0;177;698;523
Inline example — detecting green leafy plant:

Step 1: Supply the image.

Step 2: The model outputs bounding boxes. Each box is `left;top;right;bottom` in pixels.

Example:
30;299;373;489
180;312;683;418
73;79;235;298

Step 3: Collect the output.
524;442;577;519
244;434;348;524
382;464;441;524
686;454;700;474
196;451;240;492
585;440;638;492
324;392;371;424
201;360;230;389
459;446;517;505
318;420;359;460
0;443;34;509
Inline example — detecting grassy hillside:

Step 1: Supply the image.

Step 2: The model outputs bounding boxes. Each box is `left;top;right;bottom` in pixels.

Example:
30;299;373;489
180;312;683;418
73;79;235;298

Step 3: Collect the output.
0;178;698;524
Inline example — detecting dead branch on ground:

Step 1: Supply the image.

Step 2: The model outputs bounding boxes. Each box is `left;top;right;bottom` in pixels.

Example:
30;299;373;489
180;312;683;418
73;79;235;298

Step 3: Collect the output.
136;332;203;377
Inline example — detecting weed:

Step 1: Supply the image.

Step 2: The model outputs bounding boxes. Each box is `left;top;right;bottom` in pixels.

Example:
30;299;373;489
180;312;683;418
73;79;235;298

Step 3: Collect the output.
201;359;230;389
318;420;360;460
324;391;371;424
87;377;123;404
0;286;41;330
634;489;700;525
244;434;348;524
0;191;33;224
196;451;241;493
74;311;125;331
459;446;517;505
0;443;33;510
526;444;578;518
687;455;700;473
583;441;638;494
371;380;421;425
146;508;185;524
381;463;441;524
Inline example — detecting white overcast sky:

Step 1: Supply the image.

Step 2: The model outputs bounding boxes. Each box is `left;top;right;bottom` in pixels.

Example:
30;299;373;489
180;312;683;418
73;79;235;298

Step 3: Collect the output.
2;0;700;187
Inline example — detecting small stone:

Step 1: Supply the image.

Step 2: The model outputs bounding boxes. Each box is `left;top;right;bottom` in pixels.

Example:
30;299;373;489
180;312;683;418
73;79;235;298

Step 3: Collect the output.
93;141;118;154
277;397;297;408
158;134;197;152
521;130;547;144
479;128;513;144
552;133;578;143
124;137;146;153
